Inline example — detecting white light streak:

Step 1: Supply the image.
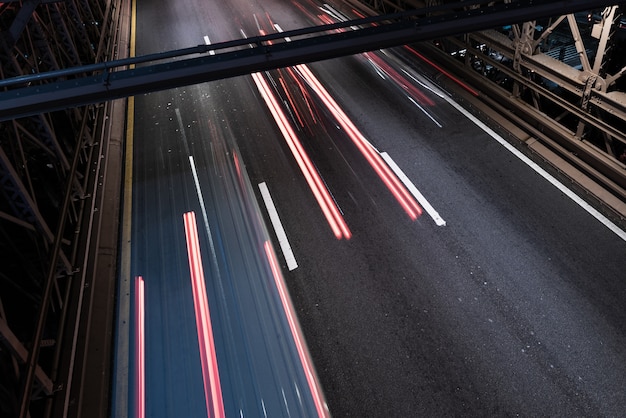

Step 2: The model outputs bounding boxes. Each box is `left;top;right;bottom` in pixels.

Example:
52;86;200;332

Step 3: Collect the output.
175;108;222;277
401;68;446;99
408;97;442;128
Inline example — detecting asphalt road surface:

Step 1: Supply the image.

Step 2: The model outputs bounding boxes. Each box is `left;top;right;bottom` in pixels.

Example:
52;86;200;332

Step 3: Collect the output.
126;0;626;416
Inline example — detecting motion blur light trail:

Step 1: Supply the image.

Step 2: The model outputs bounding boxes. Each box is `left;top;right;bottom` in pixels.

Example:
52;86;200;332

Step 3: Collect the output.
264;241;331;418
294;63;423;220
250;70;352;239
314;9;439;109
330;6;479;97
183;211;226;418
363;52;435;106
134;276;145;418
279;75;306;128
403;45;480;97
269;20;423;220
284;66;320;125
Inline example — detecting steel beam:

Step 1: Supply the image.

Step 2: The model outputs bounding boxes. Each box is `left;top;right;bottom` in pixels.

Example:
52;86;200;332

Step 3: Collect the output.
590;6;617;75
0;316;54;396
3;0;64;48
0;146;73;272
0;0;616;121
1;1;123;417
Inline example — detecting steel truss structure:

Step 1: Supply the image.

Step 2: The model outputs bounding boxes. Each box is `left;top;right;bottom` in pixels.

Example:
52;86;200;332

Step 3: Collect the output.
0;1;126;417
357;0;626;207
0;0;624;418
1;1;622;207
0;0;615;120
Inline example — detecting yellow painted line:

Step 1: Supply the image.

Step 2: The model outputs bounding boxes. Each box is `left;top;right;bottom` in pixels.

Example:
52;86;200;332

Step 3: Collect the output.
121;0;137;277
121;0;135;275
121;99;134;276
115;0;136;416
120;0;136;309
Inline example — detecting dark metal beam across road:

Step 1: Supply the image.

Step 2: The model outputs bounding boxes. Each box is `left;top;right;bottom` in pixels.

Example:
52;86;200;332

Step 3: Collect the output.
4;0;64;47
0;0;615;121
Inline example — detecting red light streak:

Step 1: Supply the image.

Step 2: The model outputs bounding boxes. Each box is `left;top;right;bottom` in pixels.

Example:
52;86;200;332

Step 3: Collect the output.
261;18;420;223
265;12;274;29
364;52;435;106
264;241;330;418
134;276;145;418
289;0;317;22
233;150;242;181
251;71;351;239
404;45;480;97
285;67;318;124
318;7;478;97
317;14;335;26
295;64;423;220
351;9;366;19
279;75;306;128
183;211;226;418
232;149;247;193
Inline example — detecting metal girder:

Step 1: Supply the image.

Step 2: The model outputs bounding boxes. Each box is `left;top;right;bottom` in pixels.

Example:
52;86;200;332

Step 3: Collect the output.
358;0;428;14
468;28;626;136
3;0;64;48
566;13;593;72
0;0;616;121
16;116;71;170
29;10;63;72
0;146;53;238
0;146;73;272
428;12;626;198
590;6;617;75
47;3;83;67
346;0;625;201
66;0;99;51
1;1;123;417
471;31;626;119
0;209;36;231
0;316;54;396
